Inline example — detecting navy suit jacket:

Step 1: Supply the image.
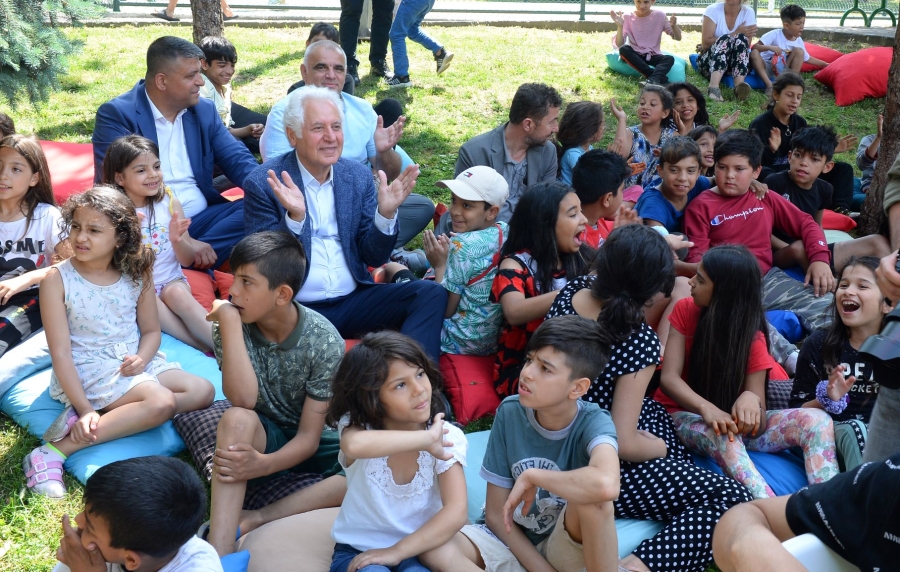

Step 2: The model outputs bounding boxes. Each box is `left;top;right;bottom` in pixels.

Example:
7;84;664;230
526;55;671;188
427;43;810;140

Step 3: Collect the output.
91;80;257;206
243;153;397;286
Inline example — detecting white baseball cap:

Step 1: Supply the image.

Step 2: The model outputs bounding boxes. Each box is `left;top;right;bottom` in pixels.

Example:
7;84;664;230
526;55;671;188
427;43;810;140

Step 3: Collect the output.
436;166;509;207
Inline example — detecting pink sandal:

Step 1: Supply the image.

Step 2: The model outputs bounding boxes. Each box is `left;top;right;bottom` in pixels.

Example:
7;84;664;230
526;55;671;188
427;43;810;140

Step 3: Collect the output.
23;446;66;498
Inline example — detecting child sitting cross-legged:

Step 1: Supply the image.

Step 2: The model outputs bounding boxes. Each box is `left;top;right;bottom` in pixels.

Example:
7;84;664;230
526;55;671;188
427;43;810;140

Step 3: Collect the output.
421;166;509;356
53;456;223;572
27;187;214;498
326;331;474;572
659;245;839;499
569;149;633;249
749;5;830;96
458;315;620;572
768;125;890;274
202;231;346;556
683;129;835;334
610;0;682;86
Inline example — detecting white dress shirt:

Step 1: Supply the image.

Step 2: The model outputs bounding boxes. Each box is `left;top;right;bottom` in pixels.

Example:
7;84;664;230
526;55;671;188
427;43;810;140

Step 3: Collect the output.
145;93;208;218
285;156;396;302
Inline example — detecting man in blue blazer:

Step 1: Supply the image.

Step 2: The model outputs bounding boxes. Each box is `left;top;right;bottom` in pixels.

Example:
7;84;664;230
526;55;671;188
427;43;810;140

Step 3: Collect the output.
92;36;258;268
243;86;447;361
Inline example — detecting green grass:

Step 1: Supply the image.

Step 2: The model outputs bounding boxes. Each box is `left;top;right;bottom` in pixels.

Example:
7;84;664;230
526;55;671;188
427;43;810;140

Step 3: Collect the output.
0;23;884;571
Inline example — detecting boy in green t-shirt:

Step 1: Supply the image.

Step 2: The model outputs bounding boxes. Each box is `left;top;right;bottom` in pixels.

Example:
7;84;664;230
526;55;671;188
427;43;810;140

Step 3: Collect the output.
204;231;345;556
457;315;621;572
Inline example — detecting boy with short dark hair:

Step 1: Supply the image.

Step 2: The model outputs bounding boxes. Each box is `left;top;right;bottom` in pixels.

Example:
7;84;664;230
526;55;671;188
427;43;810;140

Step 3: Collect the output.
769;126;890;273
610;0;683;86
423;166;510;355
570;149;632;248
202;231;345;556
198;36;266;154
684;129;835;333
54;456;223;572
0;112;14;137
750;4;830;93
636;136;712;234
458;315;620;572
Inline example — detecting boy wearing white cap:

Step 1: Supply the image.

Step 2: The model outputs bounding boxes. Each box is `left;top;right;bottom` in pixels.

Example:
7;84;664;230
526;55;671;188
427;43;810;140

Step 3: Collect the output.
424;166;510;355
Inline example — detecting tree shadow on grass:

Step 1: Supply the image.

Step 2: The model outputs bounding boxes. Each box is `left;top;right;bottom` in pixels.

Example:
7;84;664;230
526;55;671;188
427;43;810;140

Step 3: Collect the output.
234;50;305;85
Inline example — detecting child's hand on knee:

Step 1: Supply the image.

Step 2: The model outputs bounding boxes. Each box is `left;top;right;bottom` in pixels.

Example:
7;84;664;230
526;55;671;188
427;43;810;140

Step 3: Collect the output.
119;354;146;377
57;514;105;572
214;443;266;482
699;403;738;441
72;411;100;444
731;391;762;437
348;547;404;572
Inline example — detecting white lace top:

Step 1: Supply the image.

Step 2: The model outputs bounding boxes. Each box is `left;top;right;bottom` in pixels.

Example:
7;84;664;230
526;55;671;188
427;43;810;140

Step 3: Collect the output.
331;413;468;551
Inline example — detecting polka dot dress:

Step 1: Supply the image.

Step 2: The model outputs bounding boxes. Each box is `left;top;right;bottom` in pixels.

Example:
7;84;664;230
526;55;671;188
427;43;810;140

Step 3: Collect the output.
547;276;754;572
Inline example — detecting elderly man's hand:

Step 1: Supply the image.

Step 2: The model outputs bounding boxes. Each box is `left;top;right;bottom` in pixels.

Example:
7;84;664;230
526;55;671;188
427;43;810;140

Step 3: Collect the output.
377;164;419;219
268;169;306;223
374;115;405;154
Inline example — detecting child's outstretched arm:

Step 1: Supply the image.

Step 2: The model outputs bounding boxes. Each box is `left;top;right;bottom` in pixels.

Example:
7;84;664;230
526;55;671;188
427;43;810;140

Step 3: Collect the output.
127;283;162;377
610;10;625;48
206;300;259;408
606;99;633;158
341;413;453;464
41;269;98;441
347;462;469;572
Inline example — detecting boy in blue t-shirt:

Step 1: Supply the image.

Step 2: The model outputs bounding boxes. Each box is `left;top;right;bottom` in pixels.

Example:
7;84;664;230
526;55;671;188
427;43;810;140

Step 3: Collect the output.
423;166;510;356
458;315;620;572
636;136;711;234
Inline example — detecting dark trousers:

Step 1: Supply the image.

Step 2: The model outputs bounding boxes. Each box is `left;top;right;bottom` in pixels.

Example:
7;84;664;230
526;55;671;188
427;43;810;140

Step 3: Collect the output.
190;200;245;267
760;161;855;211
305;280;447;362
230;102;267;156
618;46;675;83
339;0;394;68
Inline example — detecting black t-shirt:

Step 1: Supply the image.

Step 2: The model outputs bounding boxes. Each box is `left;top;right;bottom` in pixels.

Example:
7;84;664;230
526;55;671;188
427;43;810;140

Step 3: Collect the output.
766;171;833;243
749;109;808;168
789;329;878;423
785;452;900;571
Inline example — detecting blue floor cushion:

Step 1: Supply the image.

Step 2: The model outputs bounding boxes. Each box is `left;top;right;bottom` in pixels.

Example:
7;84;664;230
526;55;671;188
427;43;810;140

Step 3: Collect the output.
688;53;767;90
0;334;223;484
606;51;687;84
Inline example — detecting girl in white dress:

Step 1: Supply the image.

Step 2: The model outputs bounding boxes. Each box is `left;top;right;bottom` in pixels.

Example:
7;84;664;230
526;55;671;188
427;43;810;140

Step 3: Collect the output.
101;135;214;351
325;331;481;572
24;186;215;498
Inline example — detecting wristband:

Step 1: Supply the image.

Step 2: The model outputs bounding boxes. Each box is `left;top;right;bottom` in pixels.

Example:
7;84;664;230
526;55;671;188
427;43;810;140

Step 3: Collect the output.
815;380;849;415
651;225;670;237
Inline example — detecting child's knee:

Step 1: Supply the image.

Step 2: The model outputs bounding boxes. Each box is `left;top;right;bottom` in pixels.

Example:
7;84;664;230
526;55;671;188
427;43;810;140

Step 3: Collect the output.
418;542;456;572
146;385;179;421
217;406;261;440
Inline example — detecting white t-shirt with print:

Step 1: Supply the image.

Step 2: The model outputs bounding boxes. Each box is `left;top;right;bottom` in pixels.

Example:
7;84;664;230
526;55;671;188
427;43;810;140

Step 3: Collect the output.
0;202;63;287
331;414;468;552
757;29;809;63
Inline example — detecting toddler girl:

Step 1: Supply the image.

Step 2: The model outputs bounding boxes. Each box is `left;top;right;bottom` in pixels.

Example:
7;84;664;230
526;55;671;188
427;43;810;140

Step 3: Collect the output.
326;331;476;572
25;186;214;498
790;256;888;471
102;135;214;352
491;181;590;397
659;245;838;498
0;135;66;358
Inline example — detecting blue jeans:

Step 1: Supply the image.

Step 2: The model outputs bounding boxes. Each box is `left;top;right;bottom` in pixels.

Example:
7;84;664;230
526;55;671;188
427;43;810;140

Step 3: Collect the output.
389;0;441;77
330;543;431;572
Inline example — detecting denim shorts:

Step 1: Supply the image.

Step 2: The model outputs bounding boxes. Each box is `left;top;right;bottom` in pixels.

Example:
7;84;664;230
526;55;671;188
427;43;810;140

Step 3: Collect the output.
329;543;430;572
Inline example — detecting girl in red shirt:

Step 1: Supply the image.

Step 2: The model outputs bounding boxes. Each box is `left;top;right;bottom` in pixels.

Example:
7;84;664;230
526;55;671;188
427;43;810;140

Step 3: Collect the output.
659;245;839;498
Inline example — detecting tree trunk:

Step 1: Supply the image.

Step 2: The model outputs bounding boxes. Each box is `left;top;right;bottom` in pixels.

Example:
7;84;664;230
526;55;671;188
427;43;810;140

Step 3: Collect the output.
857;25;900;238
191;0;223;45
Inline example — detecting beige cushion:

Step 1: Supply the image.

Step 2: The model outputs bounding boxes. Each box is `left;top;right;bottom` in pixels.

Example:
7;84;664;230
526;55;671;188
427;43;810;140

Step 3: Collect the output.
235;507;340;572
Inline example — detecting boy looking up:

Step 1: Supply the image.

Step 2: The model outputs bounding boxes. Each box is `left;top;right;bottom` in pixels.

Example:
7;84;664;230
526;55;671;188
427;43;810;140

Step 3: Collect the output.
749;5;830;94
611;0;682;86
203;232;345;556
423;166;510;356
198;36;266;155
769;126;890;273
458;315;621;572
54;457;223;572
570;149;632;248
684;130;835;333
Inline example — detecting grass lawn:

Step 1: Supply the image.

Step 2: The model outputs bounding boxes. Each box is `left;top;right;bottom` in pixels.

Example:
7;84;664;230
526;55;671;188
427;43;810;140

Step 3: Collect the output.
0;23;886;571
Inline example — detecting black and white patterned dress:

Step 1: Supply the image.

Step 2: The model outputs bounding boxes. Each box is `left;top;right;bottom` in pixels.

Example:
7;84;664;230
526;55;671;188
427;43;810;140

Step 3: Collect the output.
546;276;754;572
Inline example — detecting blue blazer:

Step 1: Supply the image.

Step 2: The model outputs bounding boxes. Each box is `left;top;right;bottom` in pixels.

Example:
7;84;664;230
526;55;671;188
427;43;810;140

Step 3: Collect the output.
243;153;397;285
91;80;258;206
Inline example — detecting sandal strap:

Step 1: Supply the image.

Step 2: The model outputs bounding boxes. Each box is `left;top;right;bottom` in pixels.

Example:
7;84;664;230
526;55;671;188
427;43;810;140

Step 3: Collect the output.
27;467;64;488
25;459;64;479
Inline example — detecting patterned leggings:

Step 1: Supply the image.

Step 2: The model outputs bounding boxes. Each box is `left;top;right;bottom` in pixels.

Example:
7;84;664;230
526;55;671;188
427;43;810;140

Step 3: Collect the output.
672;408;839;499
697;33;751;79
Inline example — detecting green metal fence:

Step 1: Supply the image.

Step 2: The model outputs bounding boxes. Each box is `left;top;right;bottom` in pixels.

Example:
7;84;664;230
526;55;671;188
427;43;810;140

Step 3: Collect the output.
111;0;897;25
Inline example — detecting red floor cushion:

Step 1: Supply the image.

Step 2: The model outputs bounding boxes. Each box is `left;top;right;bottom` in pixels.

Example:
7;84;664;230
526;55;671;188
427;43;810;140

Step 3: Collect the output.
40;140;94;204
439;354;500;425
815;47;891;106
799;43;844;72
